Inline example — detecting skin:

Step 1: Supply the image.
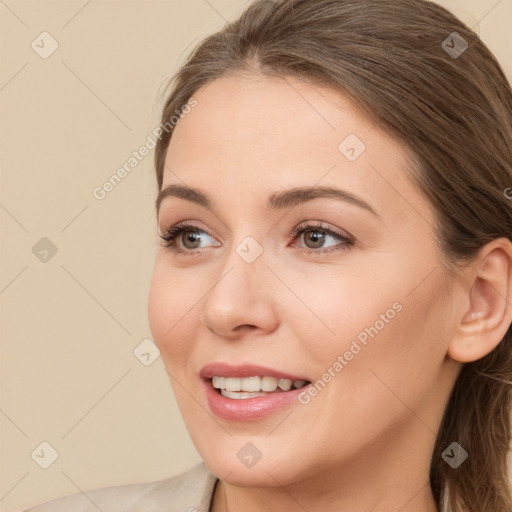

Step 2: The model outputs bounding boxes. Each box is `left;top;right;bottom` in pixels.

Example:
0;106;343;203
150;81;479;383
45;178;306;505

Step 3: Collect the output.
147;72;512;512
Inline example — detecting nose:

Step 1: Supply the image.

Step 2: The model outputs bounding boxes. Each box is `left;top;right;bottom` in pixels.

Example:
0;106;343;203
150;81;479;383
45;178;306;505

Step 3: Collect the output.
200;244;279;341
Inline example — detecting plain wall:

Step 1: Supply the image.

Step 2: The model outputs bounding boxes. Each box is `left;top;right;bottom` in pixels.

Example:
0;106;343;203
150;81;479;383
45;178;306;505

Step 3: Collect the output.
0;1;510;510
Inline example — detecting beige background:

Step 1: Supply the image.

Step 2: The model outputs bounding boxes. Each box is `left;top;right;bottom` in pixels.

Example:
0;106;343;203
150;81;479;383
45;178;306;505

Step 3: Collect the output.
0;1;511;510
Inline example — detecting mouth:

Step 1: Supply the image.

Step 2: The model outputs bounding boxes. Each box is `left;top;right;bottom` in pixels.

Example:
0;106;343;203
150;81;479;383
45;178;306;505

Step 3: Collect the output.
199;363;312;421
210;375;310;399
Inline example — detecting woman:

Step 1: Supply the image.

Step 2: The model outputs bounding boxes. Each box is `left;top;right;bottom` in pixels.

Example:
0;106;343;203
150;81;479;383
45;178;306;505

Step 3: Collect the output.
24;0;512;511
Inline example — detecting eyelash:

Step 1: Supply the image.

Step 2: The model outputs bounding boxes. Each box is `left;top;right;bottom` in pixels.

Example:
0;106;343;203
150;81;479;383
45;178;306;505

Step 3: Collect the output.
158;221;355;256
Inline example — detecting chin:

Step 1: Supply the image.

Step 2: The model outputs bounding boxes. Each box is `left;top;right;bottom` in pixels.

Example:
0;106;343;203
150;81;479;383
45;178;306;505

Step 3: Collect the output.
204;454;301;488
190;430;310;487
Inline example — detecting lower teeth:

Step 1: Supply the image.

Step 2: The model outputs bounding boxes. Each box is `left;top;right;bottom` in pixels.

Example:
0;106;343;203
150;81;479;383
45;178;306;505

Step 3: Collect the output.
218;385;307;399
220;390;273;399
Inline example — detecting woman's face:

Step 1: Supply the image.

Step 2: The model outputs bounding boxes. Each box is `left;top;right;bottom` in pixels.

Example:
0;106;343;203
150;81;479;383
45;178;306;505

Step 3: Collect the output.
148;72;462;488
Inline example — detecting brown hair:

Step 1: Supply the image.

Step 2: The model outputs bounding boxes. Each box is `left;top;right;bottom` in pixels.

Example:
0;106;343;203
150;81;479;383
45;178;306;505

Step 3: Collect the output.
153;1;512;510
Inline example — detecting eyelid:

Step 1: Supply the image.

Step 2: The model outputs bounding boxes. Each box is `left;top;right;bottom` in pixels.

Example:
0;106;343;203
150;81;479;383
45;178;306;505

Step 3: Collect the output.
159;219;354;256
158;221;220;253
289;221;354;254
290;220;352;241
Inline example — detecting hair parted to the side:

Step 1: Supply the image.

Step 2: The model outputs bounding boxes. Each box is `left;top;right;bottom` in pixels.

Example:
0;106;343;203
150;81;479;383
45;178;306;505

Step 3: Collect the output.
153;1;512;510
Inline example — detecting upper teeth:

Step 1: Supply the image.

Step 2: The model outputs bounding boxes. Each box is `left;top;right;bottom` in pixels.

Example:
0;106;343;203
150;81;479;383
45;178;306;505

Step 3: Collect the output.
212;376;307;392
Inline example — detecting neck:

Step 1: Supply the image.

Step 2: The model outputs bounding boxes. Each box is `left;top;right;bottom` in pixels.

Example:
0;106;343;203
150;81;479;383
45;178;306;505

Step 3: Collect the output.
212;469;438;512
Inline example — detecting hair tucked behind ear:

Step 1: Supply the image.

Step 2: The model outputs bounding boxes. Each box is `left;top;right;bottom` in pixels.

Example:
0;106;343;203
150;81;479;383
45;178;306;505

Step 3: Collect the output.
154;1;512;510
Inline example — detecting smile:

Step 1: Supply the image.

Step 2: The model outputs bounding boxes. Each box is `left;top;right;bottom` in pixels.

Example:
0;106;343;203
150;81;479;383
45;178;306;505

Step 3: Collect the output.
200;362;312;420
212;376;309;399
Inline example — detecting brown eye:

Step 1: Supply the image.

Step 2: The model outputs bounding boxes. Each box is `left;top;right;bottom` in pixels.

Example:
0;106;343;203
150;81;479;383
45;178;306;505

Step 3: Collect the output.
291;222;355;254
159;222;220;254
180;230;203;249
302;229;328;249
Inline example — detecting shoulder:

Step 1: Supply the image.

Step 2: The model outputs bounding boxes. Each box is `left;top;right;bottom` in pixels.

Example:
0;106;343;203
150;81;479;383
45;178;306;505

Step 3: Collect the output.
23;461;219;512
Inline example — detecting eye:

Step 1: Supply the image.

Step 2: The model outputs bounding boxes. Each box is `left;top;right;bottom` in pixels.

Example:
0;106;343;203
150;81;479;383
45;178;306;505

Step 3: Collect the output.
159;220;354;256
159;221;220;255
290;221;354;254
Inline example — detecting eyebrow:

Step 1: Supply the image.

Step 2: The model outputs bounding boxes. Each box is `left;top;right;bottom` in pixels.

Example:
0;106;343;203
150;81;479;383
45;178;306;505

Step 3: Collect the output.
155;184;381;219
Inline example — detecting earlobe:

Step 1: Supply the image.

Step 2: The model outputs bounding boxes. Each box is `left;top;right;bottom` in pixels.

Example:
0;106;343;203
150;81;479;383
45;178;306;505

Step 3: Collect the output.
448;238;512;363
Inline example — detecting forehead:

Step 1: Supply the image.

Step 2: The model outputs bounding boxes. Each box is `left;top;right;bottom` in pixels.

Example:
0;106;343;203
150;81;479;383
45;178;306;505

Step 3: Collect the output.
162;72;432;227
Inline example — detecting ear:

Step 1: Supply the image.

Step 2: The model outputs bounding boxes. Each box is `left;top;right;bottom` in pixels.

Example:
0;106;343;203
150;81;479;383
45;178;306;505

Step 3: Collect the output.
448;237;512;363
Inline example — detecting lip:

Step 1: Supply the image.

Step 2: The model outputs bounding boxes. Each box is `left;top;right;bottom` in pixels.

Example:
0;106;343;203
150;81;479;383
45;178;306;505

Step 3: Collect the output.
200;362;311;422
200;362;309;382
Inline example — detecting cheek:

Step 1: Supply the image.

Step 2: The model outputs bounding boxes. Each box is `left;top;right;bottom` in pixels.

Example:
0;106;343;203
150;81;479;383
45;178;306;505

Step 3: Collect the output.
289;270;449;451
285;262;404;367
147;259;199;366
291;250;449;387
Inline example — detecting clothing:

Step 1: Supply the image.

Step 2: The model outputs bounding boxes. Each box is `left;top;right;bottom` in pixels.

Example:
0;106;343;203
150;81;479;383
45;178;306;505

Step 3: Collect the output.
23;461;219;512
